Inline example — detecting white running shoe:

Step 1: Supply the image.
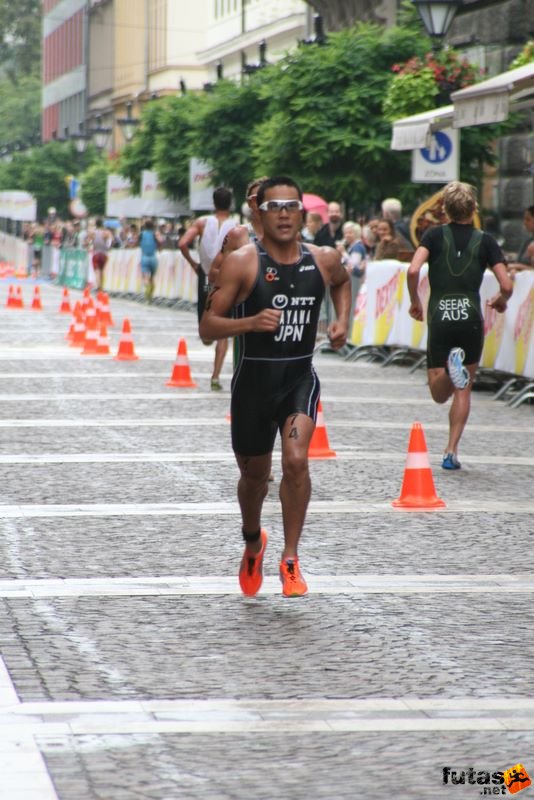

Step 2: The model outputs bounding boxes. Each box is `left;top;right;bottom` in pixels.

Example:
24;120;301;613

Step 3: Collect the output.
447;348;469;389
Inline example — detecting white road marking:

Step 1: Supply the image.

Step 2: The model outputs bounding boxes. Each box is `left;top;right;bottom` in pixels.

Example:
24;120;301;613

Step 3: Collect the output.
0;694;532;734
0;499;533;518
0;418;530;435
0;658;59;798
0;574;532;598
0;418;231;428
0;451;531;466
0;372;421;386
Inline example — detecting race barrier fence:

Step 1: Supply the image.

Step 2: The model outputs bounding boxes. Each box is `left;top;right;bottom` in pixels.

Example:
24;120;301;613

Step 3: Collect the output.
0;232;31;278
350;260;534;380
57;248;197;305
2;242;529;380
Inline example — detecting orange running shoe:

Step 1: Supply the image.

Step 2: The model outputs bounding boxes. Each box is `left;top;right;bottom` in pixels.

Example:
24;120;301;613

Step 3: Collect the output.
239;529;268;596
279;558;308;597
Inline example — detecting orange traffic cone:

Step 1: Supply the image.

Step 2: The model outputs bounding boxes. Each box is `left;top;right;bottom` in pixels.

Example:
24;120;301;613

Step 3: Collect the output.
95;323;111;355
308;400;336;458
114;318;139;361
81;304;99;354
31;285;43;311
69;306;86;347
5;285;15;308
99;292;114;327
81;287;91;313
392;422;446;509
65;301;80;341
59;287;71;313
14;286;24;309
166;339;197;387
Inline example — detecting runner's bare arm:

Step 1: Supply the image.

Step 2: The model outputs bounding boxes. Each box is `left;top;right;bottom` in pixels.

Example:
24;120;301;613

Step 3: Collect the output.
207;226;250;284
310;244;350;349
488;261;513;312
200;246;281;341
178;219;204;273
407;246;429;321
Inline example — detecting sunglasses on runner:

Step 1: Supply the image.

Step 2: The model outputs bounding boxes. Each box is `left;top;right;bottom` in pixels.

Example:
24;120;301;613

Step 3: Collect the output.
258;200;304;213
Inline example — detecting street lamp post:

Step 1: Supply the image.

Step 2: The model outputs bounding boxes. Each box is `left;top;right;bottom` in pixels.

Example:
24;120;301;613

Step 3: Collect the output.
242;41;269;76
301;14;326;46
71;122;90;155
117;101;140;144
89;115;112;151
411;0;462;47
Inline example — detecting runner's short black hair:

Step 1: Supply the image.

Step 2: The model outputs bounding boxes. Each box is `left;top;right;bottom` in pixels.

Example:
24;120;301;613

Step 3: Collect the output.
213;187;233;211
257;176;303;207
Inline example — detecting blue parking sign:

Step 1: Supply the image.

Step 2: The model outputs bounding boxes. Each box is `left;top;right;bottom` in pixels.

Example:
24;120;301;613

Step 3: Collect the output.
412;127;459;183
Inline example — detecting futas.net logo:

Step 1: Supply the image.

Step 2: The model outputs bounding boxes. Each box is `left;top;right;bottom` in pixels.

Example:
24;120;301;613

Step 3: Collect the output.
442;764;532;795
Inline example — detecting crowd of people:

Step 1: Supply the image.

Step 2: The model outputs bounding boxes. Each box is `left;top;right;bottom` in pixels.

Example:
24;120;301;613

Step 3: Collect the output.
21;217;185;287
20;193;533;304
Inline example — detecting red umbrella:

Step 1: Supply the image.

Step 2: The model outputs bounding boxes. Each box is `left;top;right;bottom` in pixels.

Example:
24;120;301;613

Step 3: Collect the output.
302;193;328;223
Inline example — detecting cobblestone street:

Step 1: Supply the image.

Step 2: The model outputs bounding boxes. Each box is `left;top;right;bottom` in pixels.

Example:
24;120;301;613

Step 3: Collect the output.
0;281;533;800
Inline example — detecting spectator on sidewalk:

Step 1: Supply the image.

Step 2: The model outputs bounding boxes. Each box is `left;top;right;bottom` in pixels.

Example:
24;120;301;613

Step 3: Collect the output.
336;221;367;317
301;211;323;243
314;201;344;334
374;218;403;261
507;205;534;275
381;197;414;253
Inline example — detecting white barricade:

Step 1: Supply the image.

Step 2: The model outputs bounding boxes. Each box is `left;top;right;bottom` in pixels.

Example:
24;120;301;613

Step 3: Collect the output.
351;260;534;379
0;232;30;277
102;248;197;303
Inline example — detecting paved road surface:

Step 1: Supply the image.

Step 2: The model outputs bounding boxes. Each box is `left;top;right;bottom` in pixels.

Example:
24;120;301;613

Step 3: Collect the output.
0;281;533;799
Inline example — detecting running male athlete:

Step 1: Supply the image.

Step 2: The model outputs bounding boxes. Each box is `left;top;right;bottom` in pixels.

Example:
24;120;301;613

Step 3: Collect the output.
407;181;513;470
208;176;267;286
200;176;350;597
179;187;237;390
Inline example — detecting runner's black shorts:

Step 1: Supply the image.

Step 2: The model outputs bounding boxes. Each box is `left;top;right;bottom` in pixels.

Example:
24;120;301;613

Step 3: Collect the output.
427;320;484;368
231;360;320;456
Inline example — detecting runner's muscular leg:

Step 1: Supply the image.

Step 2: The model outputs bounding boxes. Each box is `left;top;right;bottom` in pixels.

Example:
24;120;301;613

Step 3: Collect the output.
279;413;315;560
212;338;228;381
427;366;454;404
446;362;477;455
235;452;272;555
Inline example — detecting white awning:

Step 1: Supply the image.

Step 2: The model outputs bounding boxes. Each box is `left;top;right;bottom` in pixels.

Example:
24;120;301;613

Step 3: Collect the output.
390;105;454;151
451;62;534;128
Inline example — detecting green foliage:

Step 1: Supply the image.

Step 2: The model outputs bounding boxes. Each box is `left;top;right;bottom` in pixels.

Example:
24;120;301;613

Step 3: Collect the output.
80;159;110;217
382;45;503;193
113;15;510;216
250;23;427;208
153;93;209;201
0;141;99;220
383;68;438;121
193;78;269;203
396;0;423;32
510;41;534;69
0;0;41;79
384;49;481;121
0;74;41;150
118;99;172;194
0;151;30;194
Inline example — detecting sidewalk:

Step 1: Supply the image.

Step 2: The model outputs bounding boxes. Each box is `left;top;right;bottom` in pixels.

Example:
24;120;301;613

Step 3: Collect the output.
0;281;533;799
